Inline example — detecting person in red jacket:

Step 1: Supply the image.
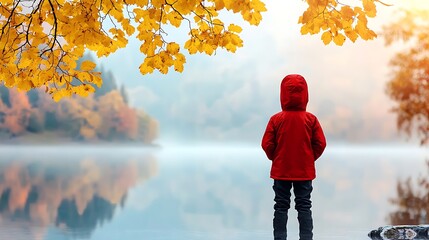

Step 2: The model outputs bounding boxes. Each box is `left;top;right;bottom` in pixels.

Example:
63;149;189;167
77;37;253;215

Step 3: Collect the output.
261;74;326;240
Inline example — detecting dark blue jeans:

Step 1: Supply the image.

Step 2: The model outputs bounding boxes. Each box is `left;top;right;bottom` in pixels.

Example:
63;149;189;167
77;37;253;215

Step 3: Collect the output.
272;180;313;240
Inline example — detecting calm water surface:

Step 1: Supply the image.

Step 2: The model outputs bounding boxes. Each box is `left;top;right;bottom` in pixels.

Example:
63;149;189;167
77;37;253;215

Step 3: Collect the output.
0;144;427;240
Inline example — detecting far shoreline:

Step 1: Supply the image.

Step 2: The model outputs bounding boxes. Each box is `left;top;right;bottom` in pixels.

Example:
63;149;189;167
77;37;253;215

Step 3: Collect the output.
0;132;161;148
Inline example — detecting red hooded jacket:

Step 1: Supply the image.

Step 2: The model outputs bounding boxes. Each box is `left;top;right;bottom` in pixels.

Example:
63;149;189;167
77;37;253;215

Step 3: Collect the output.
261;74;326;180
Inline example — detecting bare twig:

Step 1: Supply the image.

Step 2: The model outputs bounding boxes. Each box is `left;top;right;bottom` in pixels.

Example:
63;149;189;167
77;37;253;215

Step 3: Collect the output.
1;0;21;40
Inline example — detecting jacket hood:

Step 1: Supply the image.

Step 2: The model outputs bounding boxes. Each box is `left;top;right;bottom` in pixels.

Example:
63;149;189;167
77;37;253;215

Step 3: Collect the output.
280;74;308;111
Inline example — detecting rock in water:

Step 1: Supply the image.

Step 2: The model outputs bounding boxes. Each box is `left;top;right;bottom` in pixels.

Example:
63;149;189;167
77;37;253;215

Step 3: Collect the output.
369;225;429;239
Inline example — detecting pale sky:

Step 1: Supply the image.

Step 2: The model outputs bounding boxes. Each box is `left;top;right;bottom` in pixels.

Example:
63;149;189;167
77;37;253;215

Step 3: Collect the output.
97;0;428;144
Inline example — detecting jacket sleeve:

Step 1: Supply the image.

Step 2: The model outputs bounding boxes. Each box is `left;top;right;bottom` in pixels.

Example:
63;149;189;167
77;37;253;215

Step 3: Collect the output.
312;117;326;161
261;117;276;161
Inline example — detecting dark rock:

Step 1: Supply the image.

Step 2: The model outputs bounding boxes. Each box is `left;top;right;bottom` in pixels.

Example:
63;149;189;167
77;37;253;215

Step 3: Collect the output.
369;225;429;239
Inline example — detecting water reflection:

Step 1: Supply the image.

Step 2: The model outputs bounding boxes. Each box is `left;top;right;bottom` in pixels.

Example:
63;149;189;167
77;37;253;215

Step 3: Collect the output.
0;145;427;240
368;161;429;240
0;148;157;240
388;161;429;225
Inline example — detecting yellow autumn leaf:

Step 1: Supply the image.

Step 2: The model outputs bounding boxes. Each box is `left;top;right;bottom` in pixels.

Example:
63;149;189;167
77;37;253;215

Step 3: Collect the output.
229;34;243;47
185;39;198;54
333;33;346;46
174;57;185;72
340;6;355;20
251;0;267;12
345;30;359;42
80;60;96;71
203;44;215;55
4;75;15;87
91;72;103;88
214;0;225;10
321;31;332;45
167;11;182;27
17;80;34;91
223;0;234;9
356;21;373;40
212;19;224;34
363;0;377;17
52;92;63;102
175;52;186;64
77;72;92;81
199;21;210;32
123;21;136;35
366;29;377;39
18;58;32;68
300;10;312;24
133;8;146;21
74;84;95;97
228;24;242;33
139;60;154;74
225;43;237;52
301;24;310;35
7;64;18;74
0;72;5;83
167;42;180;54
52;88;71;102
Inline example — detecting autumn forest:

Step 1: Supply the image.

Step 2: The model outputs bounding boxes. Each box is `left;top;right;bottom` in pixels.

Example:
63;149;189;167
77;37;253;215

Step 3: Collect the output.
0;55;158;144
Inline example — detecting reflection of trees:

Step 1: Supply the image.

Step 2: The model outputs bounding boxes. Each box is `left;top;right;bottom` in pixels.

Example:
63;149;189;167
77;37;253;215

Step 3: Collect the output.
383;9;429;145
0;154;157;239
56;197;116;238
389;161;429;225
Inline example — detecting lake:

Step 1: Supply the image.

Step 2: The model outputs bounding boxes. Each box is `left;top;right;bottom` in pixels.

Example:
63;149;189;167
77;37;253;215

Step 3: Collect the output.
0;144;427;240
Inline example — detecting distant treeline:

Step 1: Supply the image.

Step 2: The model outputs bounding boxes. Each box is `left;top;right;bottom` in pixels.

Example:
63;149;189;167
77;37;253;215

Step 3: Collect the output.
0;55;158;143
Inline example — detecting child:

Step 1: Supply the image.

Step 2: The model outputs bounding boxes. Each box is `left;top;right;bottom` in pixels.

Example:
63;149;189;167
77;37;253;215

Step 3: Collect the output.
261;74;326;240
